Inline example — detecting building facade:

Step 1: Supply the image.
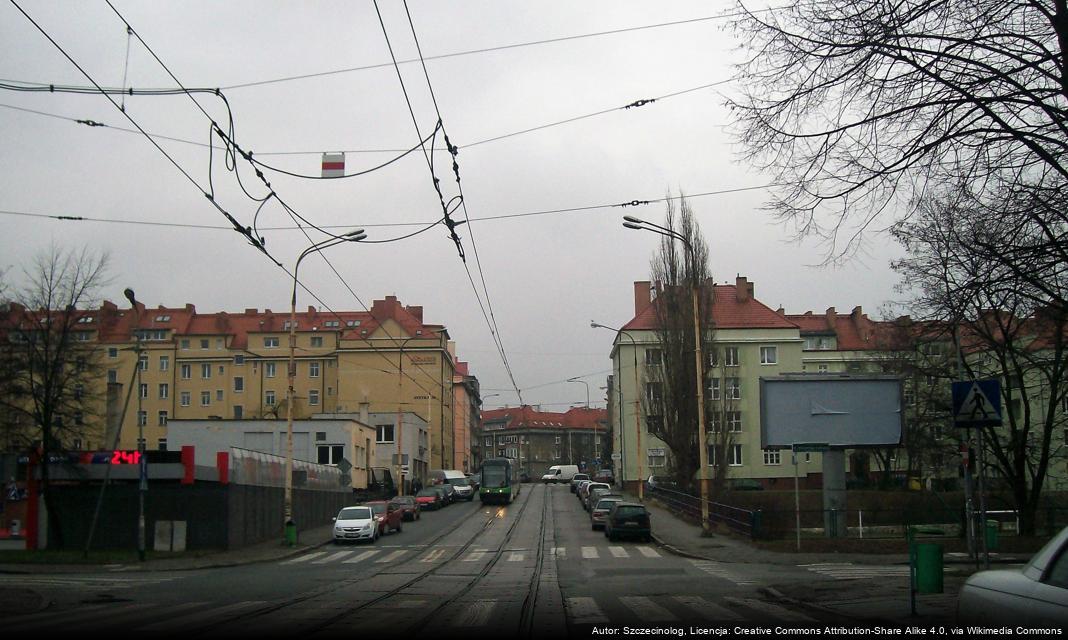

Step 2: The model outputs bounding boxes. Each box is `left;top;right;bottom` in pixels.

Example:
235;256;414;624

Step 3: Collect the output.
1;295;476;475
452;361;480;473
478;406;609;480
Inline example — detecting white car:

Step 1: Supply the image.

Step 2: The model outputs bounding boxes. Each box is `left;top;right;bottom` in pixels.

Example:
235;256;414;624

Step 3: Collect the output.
957;525;1068;626
332;506;378;544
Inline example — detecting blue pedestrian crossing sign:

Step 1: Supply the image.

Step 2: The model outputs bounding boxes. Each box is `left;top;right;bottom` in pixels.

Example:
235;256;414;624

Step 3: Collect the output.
952;380;1002;427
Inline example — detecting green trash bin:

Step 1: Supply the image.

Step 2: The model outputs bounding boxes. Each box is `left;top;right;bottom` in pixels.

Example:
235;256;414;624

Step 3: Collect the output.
985;520;999;551
284;520;297;546
914;542;944;594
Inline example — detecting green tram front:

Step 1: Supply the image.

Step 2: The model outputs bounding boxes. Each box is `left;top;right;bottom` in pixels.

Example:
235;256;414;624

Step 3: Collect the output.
479;457;521;504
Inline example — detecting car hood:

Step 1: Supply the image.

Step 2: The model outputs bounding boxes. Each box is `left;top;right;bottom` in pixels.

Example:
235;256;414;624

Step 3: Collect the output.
335;518;374;527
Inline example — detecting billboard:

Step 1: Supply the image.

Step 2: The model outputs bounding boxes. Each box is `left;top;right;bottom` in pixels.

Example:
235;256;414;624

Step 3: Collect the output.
760;374;903;449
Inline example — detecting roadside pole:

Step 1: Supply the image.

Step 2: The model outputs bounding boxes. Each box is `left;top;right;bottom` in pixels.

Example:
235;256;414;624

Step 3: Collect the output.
792;445;801;552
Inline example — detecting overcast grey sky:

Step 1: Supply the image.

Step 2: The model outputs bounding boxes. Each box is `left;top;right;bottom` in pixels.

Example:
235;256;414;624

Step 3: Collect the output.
0;1;907;411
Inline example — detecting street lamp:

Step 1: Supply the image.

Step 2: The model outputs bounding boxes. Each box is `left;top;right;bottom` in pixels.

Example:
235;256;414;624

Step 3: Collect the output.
124;288;146;562
591;321;644;501
285;230;365;545
622;215;710;531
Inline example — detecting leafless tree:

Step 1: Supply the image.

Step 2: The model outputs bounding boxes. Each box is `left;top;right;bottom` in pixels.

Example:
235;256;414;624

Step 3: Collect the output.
729;1;1068;264
891;197;1068;534
641;195;713;491
0;245;110;545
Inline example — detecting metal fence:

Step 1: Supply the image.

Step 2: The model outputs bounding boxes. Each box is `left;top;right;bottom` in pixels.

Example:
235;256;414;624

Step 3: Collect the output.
647;485;758;538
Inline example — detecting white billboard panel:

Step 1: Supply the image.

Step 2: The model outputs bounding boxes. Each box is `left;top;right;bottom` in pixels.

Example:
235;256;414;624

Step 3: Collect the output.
760;375;903;449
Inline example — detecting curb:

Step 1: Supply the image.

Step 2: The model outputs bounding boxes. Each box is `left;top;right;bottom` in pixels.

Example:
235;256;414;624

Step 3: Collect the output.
650;534;715;562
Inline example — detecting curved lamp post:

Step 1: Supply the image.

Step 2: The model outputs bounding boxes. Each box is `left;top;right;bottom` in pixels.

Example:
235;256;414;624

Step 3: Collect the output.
285;230;365;544
622;215;710;531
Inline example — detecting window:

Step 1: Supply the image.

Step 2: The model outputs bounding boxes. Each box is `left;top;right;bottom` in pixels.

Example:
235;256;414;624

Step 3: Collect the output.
159;355;169;371
709;378;721;400
264;337;279;348
107;369;118;384
763;449;781;465
708;412;722;433
265;390;276;405
158;383;169;399
727;378;741;400
234;405;243;419
311;336;324;348
728;444;743;466
376;424;395;443
134;330;167;341
180;391;191;407
647;448;666;468
108;347;118;359
158;410;168;426
216;338;224;349
234;377;244;392
309;389;320;406
506;447;518;458
137;411;147;427
325;320;340;328
309;362;320;378
760;346;777;365
138;354;148;371
180;339;190;350
725;347;740;367
485;437;492;447
218;364;225;375
216;389;224;401
180;363;192;380
707;349;718;368
318;444;345;465
201;391;211;406
727;411;742;432
74;411;84;426
158;438;168;451
818;364;829;373
555;435;561;444
234;355;245;365
154;315;170;322
645;382;663;407
139;383;148;399
646;349;662;365
74;331;91;342
201;363;212;379
200;339;210;350
265;362;277;378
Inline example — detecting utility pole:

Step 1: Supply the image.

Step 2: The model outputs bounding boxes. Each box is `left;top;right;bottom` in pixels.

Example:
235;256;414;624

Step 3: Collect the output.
124;288;146;562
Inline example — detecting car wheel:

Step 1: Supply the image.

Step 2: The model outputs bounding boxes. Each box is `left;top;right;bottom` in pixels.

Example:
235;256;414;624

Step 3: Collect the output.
591;524;597;531
397;521;402;533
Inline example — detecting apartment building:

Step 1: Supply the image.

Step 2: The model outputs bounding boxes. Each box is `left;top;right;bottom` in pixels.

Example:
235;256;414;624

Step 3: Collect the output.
2;295;474;474
478;406;609;480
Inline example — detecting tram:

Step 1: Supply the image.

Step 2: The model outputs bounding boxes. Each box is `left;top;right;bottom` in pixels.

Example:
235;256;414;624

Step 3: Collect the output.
478;457;521;504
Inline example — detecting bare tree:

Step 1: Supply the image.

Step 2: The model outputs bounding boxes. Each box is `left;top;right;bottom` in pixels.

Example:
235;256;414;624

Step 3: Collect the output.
729;1;1068;264
641;195;713;491
0;245;110;545
892;198;1068;534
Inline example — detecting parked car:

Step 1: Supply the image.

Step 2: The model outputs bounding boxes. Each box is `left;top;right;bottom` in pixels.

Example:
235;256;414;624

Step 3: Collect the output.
467;473;481;491
542;464;580;483
587;486;615;512
591;496;625;530
581;482;611;510
415;488;443;511
645;475;679;491
957;525;1068;626
332;505;378;544
432;484;454;505
570;473;590;494
592;469;615;484
389;495;421;521
604;502;652;542
575;480;593;503
446;476;476;501
364;500;403;535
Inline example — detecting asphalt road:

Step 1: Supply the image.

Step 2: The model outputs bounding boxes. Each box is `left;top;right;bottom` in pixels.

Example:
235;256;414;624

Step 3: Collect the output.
0;485;875;638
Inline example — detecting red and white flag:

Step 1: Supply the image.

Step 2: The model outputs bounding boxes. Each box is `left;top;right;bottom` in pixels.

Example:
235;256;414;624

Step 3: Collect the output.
321;152;345;178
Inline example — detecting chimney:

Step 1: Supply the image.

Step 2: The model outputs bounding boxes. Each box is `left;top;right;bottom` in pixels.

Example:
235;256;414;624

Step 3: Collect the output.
407;306;423;322
825;307;836;331
736;276;751;302
633;281;652;315
245;308;257;316
359;402;370;425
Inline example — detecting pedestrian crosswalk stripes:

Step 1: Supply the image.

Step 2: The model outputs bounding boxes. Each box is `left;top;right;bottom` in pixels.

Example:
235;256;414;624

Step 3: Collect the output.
5;594;814;630
342;549;379;563
279;544;670;566
672;595;743;621
724;597;815;623
0;574;181;589
374;549;407;563
619;596;676;622
800;562;910;580
688;560;757;586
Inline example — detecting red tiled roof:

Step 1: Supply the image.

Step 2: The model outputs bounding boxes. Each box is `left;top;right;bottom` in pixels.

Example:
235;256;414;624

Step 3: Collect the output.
481;406;607;430
623;284;798;331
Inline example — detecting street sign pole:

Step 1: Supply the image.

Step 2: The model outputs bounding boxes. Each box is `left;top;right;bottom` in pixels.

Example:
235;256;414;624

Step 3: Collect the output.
952;379;1001;570
792;446;800;552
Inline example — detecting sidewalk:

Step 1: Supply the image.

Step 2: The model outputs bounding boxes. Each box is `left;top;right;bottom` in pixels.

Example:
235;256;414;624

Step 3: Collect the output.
631;490;1030;626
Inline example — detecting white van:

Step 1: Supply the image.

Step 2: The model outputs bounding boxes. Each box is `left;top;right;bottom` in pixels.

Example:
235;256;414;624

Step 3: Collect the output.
430;469;474;501
541;464;579;484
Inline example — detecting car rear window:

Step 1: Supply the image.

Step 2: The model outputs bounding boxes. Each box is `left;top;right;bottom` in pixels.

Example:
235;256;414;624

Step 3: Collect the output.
369;504;386;514
614;506;648;518
595;499;622;510
416;489;438;497
573;474;589;481
339;507;371;520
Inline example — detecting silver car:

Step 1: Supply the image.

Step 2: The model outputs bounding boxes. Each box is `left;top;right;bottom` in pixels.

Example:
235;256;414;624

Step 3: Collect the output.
957;525;1068;626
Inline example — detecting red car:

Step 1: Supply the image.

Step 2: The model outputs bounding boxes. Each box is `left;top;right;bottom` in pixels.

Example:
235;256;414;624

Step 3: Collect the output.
415;488;443;511
389;495;421;521
364;501;403;535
